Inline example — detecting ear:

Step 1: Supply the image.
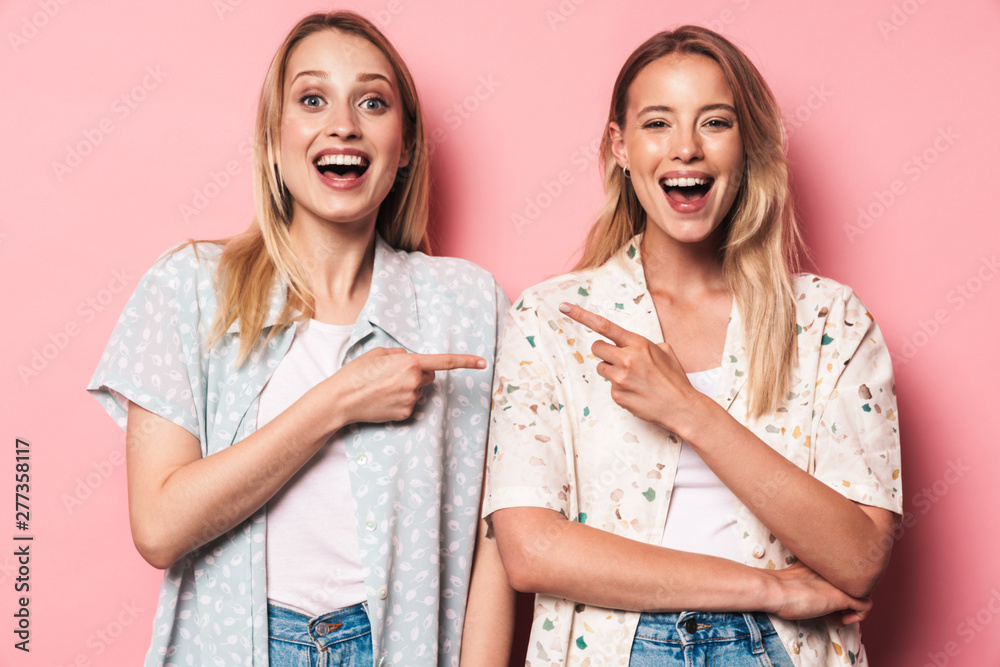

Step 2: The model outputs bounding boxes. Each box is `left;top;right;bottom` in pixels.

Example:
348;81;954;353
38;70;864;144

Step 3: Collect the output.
609;122;628;170
399;130;413;169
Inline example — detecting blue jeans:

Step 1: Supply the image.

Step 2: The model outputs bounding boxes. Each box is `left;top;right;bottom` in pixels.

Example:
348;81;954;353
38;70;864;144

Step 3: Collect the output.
629;611;795;667
268;602;373;667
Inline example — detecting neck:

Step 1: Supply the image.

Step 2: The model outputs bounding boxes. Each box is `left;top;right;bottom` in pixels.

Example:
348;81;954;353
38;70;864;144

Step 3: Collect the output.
639;225;728;301
288;210;377;324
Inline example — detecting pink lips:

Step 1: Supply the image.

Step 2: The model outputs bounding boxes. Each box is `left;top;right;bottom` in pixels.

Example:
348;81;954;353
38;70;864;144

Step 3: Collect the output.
659;171;714;214
312;147;371;191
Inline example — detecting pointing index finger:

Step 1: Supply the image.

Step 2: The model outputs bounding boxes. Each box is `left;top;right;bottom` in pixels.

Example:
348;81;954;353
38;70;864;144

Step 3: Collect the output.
415;354;487;371
558;302;639;347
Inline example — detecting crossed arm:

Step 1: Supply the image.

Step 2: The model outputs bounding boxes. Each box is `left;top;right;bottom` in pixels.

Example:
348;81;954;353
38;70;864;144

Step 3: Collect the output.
464;302;898;661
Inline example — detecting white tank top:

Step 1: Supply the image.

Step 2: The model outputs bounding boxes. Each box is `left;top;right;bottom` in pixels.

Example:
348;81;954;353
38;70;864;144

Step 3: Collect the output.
659;367;743;562
258;319;366;615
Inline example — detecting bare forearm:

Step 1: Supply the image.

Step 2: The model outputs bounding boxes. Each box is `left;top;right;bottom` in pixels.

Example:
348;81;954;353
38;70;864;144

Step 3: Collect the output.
128;384;346;568
681;397;894;597
493;508;769;613
461;521;516;666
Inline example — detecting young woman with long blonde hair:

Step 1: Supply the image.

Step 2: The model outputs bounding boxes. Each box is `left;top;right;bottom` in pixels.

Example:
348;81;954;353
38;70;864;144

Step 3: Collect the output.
478;26;901;666
89;12;506;666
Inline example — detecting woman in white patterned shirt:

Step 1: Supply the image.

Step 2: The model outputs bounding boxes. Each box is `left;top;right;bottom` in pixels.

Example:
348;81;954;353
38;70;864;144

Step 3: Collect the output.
476;26;901;666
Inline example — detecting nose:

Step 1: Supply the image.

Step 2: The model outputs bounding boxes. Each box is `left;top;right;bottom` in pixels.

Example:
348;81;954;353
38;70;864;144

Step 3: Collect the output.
325;102;360;140
670;126;703;162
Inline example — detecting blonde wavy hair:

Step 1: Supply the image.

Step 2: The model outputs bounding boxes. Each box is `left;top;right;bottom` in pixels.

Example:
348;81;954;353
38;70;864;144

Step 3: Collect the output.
576;26;802;417
205;11;430;363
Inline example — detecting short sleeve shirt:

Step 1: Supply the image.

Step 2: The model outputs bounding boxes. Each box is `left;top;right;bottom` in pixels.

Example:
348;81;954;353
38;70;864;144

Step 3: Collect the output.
483;237;901;666
88;235;508;667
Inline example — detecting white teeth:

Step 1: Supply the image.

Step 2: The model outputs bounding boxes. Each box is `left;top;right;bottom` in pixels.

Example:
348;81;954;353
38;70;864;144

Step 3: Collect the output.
661;177;709;187
315;154;367;166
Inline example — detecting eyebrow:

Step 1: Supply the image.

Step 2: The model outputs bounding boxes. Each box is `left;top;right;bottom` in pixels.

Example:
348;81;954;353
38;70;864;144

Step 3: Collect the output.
289;70;393;86
637;103;737;115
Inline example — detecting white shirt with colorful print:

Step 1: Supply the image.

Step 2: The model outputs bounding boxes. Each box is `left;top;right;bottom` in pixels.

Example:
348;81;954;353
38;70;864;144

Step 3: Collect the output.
483;236;901;666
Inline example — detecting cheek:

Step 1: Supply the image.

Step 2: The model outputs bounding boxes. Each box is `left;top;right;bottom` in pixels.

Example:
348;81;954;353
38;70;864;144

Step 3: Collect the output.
279;114;316;156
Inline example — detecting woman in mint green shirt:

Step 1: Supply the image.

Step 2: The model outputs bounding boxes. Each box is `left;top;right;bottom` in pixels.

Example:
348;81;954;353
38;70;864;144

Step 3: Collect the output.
88;12;507;667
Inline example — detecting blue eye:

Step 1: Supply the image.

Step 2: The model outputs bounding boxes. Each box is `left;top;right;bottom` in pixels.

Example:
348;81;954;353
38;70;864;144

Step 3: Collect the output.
300;94;323;108
361;96;387;111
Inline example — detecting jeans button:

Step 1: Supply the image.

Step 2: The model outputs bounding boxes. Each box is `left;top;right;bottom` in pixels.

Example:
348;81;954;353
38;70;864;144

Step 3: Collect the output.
315;623;329;637
684;618;698;634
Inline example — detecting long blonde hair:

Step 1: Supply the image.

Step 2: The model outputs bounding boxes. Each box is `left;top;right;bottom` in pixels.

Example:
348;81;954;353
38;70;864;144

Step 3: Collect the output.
206;11;430;363
577;26;802;417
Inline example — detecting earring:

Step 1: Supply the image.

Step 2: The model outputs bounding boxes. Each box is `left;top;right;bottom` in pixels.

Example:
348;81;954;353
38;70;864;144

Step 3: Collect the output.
623;167;631;179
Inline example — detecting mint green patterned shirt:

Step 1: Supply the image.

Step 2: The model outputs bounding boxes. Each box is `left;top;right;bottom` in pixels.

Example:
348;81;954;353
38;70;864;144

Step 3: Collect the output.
88;235;506;667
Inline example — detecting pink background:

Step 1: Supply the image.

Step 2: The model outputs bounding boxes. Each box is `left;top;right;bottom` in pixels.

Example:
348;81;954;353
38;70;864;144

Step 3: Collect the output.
3;0;999;665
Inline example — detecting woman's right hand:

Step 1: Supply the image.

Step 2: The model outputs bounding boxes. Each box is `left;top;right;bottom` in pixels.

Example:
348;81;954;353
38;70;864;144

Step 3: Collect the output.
127;347;485;569
764;562;872;624
329;347;486;426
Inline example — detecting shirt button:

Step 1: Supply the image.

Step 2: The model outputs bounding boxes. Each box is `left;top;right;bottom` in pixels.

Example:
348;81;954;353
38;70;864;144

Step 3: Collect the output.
356;453;369;465
752;544;766;559
377;587;387;600
789;640;801;654
366;520;377;531
314;623;329;637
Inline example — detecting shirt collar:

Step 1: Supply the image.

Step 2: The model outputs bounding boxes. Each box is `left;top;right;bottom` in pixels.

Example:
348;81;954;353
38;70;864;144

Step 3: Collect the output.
355;234;422;351
589;235;664;343
592;234;748;411
226;234;422;351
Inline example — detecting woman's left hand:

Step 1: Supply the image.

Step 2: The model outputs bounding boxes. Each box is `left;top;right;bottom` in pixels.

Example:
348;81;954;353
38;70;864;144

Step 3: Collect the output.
559;302;708;434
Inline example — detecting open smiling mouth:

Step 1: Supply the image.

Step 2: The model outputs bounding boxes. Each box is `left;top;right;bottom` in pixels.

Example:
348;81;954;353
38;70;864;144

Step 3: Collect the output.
315;154;370;180
660;176;714;203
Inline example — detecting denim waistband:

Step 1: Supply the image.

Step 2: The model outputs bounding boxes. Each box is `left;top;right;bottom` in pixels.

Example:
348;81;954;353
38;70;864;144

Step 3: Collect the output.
267;601;371;650
635;611;778;647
